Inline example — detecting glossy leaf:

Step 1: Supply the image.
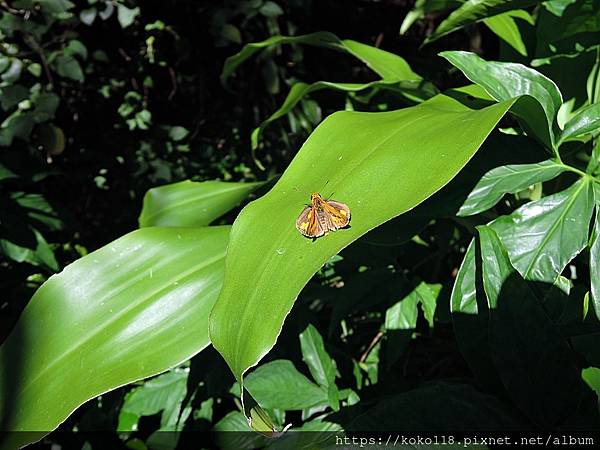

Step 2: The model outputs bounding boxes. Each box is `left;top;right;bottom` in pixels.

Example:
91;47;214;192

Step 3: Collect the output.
441;51;563;148
138;180;264;228
244;360;328;410
483;10;533;57
559;102;600;144
491;178;594;283
478;225;583;427
426;0;543;44
457;159;567;216
591;206;600;320
209;93;516;382
299;325;339;410
0;226;229;448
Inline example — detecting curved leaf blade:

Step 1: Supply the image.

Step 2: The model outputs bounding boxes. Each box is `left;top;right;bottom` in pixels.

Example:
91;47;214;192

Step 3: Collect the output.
457;159;566;216
483;10;534;57
222;32;421;85
426;0;543;44
559;102;600;144
138;180;264;228
490;178;594;282
0;226;229;447
209;94;516;381
440;51;563;148
250;79;438;152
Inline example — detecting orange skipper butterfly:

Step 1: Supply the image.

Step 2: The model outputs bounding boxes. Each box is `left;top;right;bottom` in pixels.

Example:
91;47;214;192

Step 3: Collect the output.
296;192;351;238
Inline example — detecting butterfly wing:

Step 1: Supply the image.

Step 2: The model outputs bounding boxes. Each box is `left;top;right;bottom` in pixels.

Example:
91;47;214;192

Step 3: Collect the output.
296;206;325;238
323;200;351;229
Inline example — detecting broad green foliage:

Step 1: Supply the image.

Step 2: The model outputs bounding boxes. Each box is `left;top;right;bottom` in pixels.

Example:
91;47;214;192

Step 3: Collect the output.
0;226;228;449
210;94;515;382
139;180;265;227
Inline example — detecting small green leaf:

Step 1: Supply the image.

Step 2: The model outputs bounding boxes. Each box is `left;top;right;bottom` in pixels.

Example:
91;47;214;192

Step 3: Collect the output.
168;125;189;142
139;180;264;228
582;367;600;397
244;360;329;410
458;159;567;216
79;7;97;25
299;324;339;410
116;4;140;28
259;1;284;17
55;55;84;82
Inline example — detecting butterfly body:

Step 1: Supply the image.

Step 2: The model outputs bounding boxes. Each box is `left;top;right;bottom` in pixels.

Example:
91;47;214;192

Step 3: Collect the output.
296;192;351;238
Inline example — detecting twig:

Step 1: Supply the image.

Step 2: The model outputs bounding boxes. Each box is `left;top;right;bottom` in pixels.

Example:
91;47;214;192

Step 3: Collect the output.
359;330;383;363
24;34;53;87
168;67;177;100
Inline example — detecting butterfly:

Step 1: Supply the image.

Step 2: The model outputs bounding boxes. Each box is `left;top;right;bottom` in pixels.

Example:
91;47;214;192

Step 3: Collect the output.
296;192;351;238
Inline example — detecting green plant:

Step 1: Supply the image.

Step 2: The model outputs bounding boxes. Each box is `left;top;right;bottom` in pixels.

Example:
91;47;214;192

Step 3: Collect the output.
1;1;599;449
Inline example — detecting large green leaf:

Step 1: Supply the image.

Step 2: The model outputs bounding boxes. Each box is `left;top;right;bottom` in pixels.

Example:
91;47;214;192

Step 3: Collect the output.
426;0;544;44
0;226;228;449
478;225;583;426
138;180;264;228
209;93;516;384
457;159;567;216
491;178;594;283
441;51;563;148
